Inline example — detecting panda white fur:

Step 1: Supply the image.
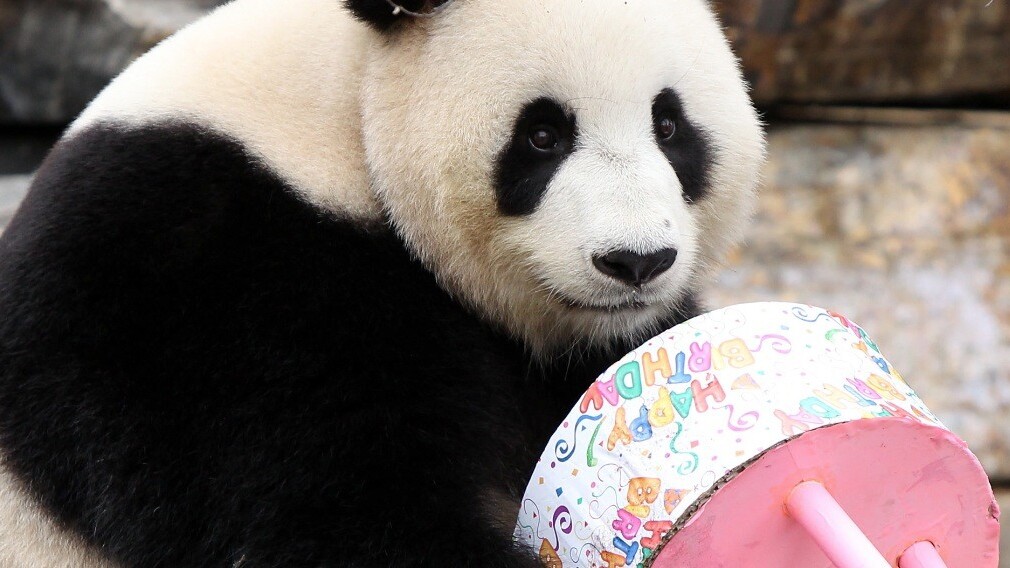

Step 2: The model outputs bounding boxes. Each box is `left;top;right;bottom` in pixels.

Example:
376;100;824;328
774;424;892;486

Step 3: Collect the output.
0;0;765;565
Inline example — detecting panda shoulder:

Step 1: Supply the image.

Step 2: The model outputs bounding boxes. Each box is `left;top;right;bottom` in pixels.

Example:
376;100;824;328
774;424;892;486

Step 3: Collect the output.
66;0;381;223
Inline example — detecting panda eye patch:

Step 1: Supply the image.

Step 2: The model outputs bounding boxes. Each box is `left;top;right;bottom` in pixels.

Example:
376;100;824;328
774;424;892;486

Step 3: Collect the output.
515;99;574;157
651;88;714;204
493;98;577;216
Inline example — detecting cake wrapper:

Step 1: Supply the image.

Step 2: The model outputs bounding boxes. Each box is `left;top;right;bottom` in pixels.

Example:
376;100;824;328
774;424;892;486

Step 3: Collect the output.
514;302;941;568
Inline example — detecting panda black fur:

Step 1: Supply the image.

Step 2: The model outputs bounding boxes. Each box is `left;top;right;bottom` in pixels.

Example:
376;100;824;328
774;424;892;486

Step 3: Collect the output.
0;0;765;566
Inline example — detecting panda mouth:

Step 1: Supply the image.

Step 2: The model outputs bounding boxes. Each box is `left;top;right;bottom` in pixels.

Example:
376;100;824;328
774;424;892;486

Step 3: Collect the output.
557;295;650;312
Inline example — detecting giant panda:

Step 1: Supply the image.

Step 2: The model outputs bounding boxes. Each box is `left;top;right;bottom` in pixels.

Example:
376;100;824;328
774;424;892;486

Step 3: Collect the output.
0;0;765;566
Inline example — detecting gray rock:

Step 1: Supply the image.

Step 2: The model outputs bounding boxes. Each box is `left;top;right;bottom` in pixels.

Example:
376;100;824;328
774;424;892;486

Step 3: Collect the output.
0;174;31;230
0;0;224;124
0;128;61;174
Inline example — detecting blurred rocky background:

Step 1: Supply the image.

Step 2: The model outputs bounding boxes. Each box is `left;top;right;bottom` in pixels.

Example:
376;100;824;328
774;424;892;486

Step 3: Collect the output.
1;0;1009;561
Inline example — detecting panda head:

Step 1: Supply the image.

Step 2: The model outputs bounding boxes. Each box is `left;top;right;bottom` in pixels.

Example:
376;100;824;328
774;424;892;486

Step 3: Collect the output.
349;0;766;355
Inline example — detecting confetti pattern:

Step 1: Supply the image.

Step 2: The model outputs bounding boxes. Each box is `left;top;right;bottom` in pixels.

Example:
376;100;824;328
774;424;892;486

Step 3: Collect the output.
514;302;940;568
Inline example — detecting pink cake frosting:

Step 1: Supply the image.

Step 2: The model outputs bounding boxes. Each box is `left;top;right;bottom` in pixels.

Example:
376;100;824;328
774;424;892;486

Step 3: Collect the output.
654;418;999;567
513;302;991;567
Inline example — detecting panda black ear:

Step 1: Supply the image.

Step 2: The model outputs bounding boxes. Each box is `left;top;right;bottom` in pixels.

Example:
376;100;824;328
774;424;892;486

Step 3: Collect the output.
344;0;453;32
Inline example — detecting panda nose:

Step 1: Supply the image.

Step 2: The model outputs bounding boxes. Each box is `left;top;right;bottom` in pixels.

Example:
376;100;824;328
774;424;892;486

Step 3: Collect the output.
592;248;678;287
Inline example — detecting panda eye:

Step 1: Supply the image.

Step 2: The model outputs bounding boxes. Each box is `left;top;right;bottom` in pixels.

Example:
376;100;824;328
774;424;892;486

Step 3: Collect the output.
528;125;560;152
655;115;677;141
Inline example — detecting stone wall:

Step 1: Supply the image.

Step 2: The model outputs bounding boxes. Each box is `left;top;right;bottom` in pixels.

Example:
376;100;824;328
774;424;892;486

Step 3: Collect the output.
715;0;1010;106
4;0;1009;124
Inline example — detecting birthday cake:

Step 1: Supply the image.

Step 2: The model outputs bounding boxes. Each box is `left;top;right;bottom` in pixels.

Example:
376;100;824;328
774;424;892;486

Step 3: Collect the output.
514;302;998;567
